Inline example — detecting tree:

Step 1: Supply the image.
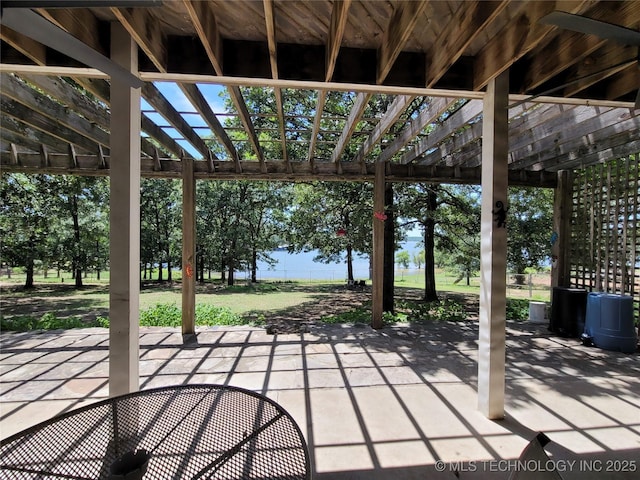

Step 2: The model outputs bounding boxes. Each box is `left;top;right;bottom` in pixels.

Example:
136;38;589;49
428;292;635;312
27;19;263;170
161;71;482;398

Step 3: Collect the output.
507;187;554;278
50;176;109;288
284;182;373;282
396;250;410;269
413;250;425;269
0;174;53;288
140;178;181;282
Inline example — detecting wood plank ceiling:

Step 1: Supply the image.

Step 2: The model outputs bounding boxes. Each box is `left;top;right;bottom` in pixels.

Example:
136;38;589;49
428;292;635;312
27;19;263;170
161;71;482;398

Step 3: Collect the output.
1;0;638;187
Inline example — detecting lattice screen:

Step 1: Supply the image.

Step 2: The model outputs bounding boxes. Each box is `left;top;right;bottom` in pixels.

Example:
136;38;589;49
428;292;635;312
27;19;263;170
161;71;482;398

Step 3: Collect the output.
570;154;639;324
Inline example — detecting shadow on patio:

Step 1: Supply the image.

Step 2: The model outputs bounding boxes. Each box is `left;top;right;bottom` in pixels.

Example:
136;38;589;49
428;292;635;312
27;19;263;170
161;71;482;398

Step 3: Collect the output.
1;320;639;479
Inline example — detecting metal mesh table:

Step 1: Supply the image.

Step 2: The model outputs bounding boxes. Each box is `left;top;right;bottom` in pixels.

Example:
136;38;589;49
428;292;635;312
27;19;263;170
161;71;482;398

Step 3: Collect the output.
0;384;311;479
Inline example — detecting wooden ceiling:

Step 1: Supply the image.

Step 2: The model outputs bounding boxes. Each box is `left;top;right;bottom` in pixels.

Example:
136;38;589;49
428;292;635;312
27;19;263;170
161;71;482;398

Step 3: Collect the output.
1;0;639;187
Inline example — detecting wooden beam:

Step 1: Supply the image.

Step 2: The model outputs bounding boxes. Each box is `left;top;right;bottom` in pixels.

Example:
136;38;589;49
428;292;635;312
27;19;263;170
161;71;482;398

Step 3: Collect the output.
263;0;288;168
36;7;105;55
521;1;640;93
111;6;167;73
0;96;103;154
473;1;589;90
0;152;559;187
401;100;483;164
377;96;456;163
509;106;636;169
605;64;640;101
326;0;352;82
178;83;238;162
354;95;413;164
377;1;429;84
21;74;157;158
563;44;636;98
308;90;327;161
425;1;508;88
0;26;47;65
1;114;75;154
330;93;371;163
142;83;211;159
1;73;110;150
182;0;223;75
228;85;263;165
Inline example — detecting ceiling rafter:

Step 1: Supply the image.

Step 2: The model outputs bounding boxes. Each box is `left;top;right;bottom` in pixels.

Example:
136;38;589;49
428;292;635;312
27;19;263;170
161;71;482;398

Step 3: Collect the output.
182;0;262;169
1;73;110;150
563;43;637;97
521;1;640;94
473;0;591;91
1;96;103;154
0;26;47;65
354;94;414;164
401;100;483;165
376;0;429;84
330;92;371;164
111;6;167;73
1;114;73;154
36;7;105;56
330;0;426;165
605;64;640;101
308;0;351;163
510;107;637;169
263;0;289;171
21;74;159;159
178;83;238;162
142;83;212;159
376;96;456;163
425;0;508;88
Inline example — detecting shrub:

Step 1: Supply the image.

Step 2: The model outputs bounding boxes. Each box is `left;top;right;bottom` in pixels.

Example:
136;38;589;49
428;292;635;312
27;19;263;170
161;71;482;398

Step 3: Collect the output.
506;298;531;321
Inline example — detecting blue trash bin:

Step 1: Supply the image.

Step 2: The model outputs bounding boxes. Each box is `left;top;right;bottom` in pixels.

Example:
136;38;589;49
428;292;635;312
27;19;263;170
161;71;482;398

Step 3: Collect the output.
584;293;637;354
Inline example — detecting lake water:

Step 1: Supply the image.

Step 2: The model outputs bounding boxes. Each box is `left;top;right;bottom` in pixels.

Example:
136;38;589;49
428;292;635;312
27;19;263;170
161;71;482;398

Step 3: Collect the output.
237;240;423;281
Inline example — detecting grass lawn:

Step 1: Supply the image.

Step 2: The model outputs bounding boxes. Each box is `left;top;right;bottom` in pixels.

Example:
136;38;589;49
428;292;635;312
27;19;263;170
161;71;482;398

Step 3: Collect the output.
0;269;549;331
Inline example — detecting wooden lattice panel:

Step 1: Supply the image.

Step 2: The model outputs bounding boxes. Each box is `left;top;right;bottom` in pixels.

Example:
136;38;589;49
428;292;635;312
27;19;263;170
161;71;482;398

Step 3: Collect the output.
570;154;640;325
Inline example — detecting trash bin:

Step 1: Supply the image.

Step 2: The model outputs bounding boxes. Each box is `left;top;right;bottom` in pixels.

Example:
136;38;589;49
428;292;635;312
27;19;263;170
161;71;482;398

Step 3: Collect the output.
529;301;546;324
584;292;637;353
550;287;587;337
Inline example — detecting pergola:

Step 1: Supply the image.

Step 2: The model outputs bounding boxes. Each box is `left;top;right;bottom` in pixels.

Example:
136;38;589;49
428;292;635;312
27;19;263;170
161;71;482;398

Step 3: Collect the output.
1;1;638;421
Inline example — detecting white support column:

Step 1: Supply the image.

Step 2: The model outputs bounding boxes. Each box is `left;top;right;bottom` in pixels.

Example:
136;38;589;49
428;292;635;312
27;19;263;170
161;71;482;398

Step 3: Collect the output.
371;161;385;329
478;71;509;419
182;156;196;336
109;23;141;397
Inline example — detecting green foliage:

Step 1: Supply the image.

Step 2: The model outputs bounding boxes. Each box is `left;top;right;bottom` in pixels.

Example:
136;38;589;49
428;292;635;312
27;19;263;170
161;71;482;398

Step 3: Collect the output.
0;312;105;331
506;298;532;321
405;299;467;322
322;307;370;324
138;303;247;327
396;250;410;269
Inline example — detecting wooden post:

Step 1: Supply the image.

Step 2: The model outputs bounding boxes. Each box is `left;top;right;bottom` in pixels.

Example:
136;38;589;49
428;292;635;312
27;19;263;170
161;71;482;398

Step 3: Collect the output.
182;156;196;336
372;161;385;329
478;71;508;420
551;170;573;288
109;23;141;397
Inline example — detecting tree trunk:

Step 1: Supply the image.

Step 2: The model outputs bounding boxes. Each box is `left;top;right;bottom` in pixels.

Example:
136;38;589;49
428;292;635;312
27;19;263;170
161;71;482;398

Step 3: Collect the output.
251;249;258;283
424;187;438;301
383;183;394;312
25;257;35;289
346;244;354;282
72;195;83;288
227;262;235;286
157;258;163;282
167;255;172;282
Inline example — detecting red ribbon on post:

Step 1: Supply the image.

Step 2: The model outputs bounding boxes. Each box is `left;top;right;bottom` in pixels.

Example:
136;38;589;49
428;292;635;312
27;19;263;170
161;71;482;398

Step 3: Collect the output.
373;211;387;222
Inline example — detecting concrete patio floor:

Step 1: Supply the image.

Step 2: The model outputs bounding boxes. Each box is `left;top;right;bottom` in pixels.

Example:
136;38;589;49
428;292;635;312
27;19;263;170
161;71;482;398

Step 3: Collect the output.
1;320;639;479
